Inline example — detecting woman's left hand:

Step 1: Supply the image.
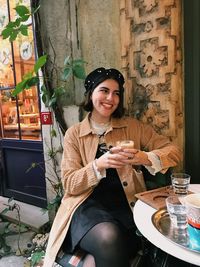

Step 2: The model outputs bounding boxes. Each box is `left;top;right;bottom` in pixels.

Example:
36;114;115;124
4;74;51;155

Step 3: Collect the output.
118;148;152;166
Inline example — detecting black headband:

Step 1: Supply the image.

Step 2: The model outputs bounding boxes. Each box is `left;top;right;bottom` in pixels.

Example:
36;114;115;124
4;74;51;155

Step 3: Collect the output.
84;67;125;93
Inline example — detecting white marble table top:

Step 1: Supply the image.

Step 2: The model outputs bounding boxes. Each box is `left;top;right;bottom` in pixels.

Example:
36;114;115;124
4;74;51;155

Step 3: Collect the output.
133;184;200;266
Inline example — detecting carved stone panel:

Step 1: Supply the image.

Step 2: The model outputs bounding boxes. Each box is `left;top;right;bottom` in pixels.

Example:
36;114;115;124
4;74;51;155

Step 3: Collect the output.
120;0;183;147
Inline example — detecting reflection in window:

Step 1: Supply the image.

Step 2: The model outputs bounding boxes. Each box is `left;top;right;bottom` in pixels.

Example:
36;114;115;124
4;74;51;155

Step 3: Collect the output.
0;0;41;141
0;88;41;140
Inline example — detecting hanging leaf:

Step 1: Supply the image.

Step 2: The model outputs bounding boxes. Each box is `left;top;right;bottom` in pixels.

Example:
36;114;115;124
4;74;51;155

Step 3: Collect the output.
25;76;39;88
9;31;18;42
41;85;49;106
1;28;12;39
51;128;57;137
15;18;21;26
20;14;30;22
55;86;65;96
73;59;87;66
34;55;47;73
20;24;28;36
63;56;70;66
72;65;86;79
23;71;34;80
15;5;30;17
7;21;16;28
41;94;47;106
12;80;28;96
40;84;47;93
1;208;10;214
48;97;57;107
61;67;72;81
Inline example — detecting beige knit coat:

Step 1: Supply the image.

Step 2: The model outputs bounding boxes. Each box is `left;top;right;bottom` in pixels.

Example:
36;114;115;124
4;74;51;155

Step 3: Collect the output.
43;113;181;266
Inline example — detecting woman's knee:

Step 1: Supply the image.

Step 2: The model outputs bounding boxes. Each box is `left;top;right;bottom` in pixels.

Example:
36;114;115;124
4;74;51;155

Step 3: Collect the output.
96;222;124;248
88;222;124;251
80;222;126;254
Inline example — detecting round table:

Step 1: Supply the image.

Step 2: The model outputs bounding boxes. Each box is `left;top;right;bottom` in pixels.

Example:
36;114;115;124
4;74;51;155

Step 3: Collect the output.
133;184;200;266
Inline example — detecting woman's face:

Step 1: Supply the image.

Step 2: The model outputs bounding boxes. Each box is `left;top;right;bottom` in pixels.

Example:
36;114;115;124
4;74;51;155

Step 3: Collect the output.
91;79;120;122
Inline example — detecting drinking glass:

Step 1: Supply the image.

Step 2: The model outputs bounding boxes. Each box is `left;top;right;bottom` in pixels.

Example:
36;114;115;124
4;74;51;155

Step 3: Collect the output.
171;173;190;195
166;195;187;229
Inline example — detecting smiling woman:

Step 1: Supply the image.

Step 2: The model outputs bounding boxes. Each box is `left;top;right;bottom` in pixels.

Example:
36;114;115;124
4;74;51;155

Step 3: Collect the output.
43;67;181;267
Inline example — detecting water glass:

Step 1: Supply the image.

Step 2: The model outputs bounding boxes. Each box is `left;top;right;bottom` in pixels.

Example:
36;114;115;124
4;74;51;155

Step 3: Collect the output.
171;173;190;195
166;195;187;229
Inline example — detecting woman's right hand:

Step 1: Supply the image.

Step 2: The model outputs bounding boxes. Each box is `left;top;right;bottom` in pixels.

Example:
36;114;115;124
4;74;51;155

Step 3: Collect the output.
95;147;128;171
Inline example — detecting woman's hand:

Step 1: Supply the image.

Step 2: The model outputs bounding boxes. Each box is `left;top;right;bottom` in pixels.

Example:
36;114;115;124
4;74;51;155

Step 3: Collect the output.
95;147;128;171
119;148;152;166
95;147;152;171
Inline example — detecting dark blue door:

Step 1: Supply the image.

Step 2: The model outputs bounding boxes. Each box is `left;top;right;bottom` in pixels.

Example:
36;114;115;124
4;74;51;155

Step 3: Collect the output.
0;139;47;208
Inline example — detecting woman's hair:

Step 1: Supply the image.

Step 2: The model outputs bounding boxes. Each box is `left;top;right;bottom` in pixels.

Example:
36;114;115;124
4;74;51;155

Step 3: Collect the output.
80;68;125;118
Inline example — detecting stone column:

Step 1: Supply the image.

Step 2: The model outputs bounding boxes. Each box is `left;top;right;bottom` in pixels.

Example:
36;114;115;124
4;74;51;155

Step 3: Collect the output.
120;0;183;156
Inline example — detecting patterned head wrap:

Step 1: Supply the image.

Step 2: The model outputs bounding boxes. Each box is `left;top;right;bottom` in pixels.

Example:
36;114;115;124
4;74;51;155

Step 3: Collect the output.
84;67;125;93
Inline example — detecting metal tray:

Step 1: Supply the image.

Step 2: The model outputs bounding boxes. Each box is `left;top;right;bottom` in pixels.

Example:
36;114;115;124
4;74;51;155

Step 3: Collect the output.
152;208;200;254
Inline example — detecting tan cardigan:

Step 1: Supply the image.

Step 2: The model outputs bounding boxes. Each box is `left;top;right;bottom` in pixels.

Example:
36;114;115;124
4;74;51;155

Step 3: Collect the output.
43;114;181;266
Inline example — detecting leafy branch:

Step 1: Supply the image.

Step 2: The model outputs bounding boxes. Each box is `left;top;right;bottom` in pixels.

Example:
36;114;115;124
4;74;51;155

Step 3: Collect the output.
2;4;39;42
1;198;26;255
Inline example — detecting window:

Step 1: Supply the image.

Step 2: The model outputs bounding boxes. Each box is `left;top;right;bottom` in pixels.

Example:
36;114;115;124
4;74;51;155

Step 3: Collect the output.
0;0;41;140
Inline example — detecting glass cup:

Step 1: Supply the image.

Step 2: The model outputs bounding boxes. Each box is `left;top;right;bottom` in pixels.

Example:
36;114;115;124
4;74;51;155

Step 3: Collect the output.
116;140;134;149
171;173;191;195
166;195;187;229
184;193;200;251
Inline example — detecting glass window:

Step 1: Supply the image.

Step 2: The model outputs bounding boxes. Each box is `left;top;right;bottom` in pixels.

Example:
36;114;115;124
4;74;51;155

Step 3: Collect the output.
0;0;41;141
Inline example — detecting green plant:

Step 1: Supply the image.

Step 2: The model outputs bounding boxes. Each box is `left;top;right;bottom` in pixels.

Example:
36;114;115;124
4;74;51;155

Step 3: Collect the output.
2;4;39;42
27;233;49;267
0;197;30;257
0;219;11;256
26;127;64;214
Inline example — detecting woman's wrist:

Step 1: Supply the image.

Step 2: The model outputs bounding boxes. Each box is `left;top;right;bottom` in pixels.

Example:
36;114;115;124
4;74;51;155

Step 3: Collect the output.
95;159;102;172
93;159;106;180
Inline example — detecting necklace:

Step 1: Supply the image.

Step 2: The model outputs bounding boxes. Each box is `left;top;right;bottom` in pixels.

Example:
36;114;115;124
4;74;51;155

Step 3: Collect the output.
90;118;111;136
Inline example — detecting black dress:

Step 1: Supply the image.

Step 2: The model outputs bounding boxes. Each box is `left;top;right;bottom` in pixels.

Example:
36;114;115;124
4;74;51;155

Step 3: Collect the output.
63;143;137;253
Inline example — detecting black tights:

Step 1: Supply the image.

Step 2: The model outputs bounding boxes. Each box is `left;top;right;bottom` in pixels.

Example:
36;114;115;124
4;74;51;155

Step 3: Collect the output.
79;222;130;267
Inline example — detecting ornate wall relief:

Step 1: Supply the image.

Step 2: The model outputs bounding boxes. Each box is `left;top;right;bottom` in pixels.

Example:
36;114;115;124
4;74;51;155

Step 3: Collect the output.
120;0;183;146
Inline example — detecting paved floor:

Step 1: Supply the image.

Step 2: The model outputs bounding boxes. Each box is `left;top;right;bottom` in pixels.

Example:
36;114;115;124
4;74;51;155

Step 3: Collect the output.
0;197;49;232
0;197;49;267
0;256;28;267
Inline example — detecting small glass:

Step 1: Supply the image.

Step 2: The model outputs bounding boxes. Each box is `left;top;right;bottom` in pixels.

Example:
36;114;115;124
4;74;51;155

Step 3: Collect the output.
166;195;187;229
171;173;191;195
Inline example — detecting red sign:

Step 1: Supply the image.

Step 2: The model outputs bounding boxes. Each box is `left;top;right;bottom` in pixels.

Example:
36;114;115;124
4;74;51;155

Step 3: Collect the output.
40;112;53;125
